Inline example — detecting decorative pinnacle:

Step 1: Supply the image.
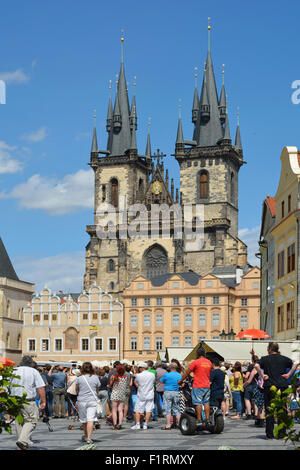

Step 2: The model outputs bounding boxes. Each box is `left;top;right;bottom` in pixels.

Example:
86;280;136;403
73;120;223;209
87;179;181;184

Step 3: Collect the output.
237;106;240;125
222;64;225;85
179;98;182;118
194;67;198;87
93;109;97;124
121;29;125;63
148;117;151;131
208;17;211;51
133;76;136;95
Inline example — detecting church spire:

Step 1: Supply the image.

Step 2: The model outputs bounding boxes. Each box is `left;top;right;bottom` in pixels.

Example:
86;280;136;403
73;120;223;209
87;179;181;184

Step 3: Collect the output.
219;64;226;124
107;33;132;156
145;118;152;158
193;21;224;147
106;80;113;133
235;107;243;150
176;101;184;145
130;77;138;131
91;110;98;153
130;104;137;151
192;67;199;124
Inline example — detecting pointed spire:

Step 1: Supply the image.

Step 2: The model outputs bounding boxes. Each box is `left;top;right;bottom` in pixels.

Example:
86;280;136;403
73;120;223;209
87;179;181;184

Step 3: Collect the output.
235;107;242;150
192;67;200;124
106;80;113;133
176;101;184;145
193;21;223;147
91;110;98;153
130;105;137;151
222;100;231;144
145;117;152;158
219;64;226;124
130;77;138;131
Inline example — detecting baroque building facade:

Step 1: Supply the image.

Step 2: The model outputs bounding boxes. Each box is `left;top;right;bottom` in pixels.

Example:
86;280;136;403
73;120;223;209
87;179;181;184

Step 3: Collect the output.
84;30;248;298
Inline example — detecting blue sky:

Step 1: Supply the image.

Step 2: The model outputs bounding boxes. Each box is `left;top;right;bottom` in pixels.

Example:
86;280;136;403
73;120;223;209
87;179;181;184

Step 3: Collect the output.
0;0;299;292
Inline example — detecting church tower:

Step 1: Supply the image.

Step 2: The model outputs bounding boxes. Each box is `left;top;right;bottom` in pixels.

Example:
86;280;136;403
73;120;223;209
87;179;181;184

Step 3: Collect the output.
175;23;247;273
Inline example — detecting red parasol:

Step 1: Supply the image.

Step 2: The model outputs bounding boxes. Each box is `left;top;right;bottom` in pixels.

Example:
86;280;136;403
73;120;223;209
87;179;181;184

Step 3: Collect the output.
0;357;16;367
236;329;270;340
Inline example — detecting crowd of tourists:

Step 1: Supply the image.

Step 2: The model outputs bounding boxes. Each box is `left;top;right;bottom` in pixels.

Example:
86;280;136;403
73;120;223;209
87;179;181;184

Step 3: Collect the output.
6;342;300;449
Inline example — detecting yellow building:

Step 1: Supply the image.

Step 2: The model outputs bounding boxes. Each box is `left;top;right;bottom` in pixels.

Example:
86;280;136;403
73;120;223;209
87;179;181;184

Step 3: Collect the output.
22;285;123;363
271;146;300;340
122;268;260;363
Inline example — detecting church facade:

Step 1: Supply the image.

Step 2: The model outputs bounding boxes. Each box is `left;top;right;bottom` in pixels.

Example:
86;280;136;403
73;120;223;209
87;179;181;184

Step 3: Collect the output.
84;31;248;297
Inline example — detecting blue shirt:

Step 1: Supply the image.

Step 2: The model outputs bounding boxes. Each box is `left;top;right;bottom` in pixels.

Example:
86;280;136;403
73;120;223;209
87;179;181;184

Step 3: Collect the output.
48;371;66;389
160;371;182;391
210;369;225;396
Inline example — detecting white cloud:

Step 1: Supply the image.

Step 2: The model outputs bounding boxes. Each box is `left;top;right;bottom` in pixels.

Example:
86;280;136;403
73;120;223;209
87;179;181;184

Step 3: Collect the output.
13;251;85;293
0;141;23;174
239;226;261;266
0;69;30;85
21;127;48;143
8;168;94;215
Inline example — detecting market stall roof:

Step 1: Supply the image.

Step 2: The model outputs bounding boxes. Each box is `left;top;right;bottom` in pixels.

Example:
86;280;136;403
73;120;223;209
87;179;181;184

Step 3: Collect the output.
165;347;194;363
183;340;300;363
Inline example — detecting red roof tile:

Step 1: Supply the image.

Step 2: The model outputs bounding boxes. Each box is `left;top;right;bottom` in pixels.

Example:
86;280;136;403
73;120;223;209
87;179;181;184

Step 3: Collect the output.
265;196;276;217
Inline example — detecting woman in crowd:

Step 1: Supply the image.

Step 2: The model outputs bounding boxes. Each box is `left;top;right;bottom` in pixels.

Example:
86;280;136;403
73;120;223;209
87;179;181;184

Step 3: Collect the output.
108;364;128;430
229;361;244;420
243;355;265;427
97;368;109;418
66;368;81;417
75;362;100;444
220;365;232;418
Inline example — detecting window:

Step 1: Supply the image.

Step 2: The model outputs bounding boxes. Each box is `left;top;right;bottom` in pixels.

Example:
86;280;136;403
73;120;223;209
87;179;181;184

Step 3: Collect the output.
130;315;137;327
52;314;57;321
199;313;206;326
144;298;151;306
130;337;137;350
155;337;163;351
185;297;192;305
156;298;163;306
95;338;103;351
241;298;248;306
143;337;150;350
143;314;151;327
198;336;206;341
131;298;138;307
83;313;88;320
55;339;63;352
287;301;295;330
199;172;208;199
199;296;206;305
212;336;220;340
172;336;180;347
277;305;284;332
81;338;89;351
108;259;115;272
41;339;49;352
156;314;163;326
109;282;115;290
213;296;220;305
92;313;98;320
206;281;213;288
281;200;285;219
44;314;49;321
172;314;180;326
33;314;40;322
111;178;119;208
253;282;259;289
212;313;220;326
185;313;192;326
109;338;117;351
287;244;295;273
101;313;109;320
173;297;180;306
278;251;285;279
173;282;179;288
138;283;144;289
28;339;36;352
288;195;291;213
240;315;248;328
184;336;192;347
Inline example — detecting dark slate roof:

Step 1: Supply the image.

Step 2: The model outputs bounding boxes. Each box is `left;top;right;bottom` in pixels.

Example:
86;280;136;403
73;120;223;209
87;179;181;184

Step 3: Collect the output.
211;265;237;275
0;238;19;281
150;271;201;287
220;278;237;288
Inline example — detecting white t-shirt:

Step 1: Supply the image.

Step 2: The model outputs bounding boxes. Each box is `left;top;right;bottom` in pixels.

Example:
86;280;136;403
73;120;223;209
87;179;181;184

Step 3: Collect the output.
11;366;45;399
135;370;155;401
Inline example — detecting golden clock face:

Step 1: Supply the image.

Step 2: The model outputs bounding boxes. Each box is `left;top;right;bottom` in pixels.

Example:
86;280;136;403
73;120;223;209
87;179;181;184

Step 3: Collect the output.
152;181;162;195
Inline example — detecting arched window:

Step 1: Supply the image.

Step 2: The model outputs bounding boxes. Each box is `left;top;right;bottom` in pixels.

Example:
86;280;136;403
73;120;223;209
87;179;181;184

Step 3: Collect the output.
138;178;144;197
17;334;21;350
230;172;234;203
143;244;168;279
108;259;115;272
109;282;115;291
111;178;119;208
6;332;10;349
199;171;209;199
6;300;11;318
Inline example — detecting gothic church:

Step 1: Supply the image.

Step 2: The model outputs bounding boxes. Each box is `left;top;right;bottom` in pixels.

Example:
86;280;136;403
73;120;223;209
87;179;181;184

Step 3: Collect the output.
84;30;248;296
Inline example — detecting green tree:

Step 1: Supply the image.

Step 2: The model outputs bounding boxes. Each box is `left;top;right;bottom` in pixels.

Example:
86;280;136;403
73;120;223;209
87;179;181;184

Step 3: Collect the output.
268;376;300;449
0;364;29;434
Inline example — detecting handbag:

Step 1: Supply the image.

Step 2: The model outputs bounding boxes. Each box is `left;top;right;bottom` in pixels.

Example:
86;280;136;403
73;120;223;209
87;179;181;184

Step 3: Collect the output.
82;375;102;418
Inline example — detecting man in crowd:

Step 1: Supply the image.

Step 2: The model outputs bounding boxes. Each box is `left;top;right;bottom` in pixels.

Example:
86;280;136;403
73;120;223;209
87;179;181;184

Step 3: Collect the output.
209;358;225;409
11;355;46;450
179;347;213;426
131;362;155;430
41;364;53;418
47;365;67;418
254;342;299;440
155;361;167;418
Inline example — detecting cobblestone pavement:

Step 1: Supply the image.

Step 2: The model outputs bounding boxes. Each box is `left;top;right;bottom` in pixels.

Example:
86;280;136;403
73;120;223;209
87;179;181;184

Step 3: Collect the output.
0;416;299;451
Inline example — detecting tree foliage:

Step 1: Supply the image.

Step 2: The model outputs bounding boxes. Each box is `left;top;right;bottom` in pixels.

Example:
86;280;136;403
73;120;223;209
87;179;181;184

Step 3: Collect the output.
0;364;29;434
